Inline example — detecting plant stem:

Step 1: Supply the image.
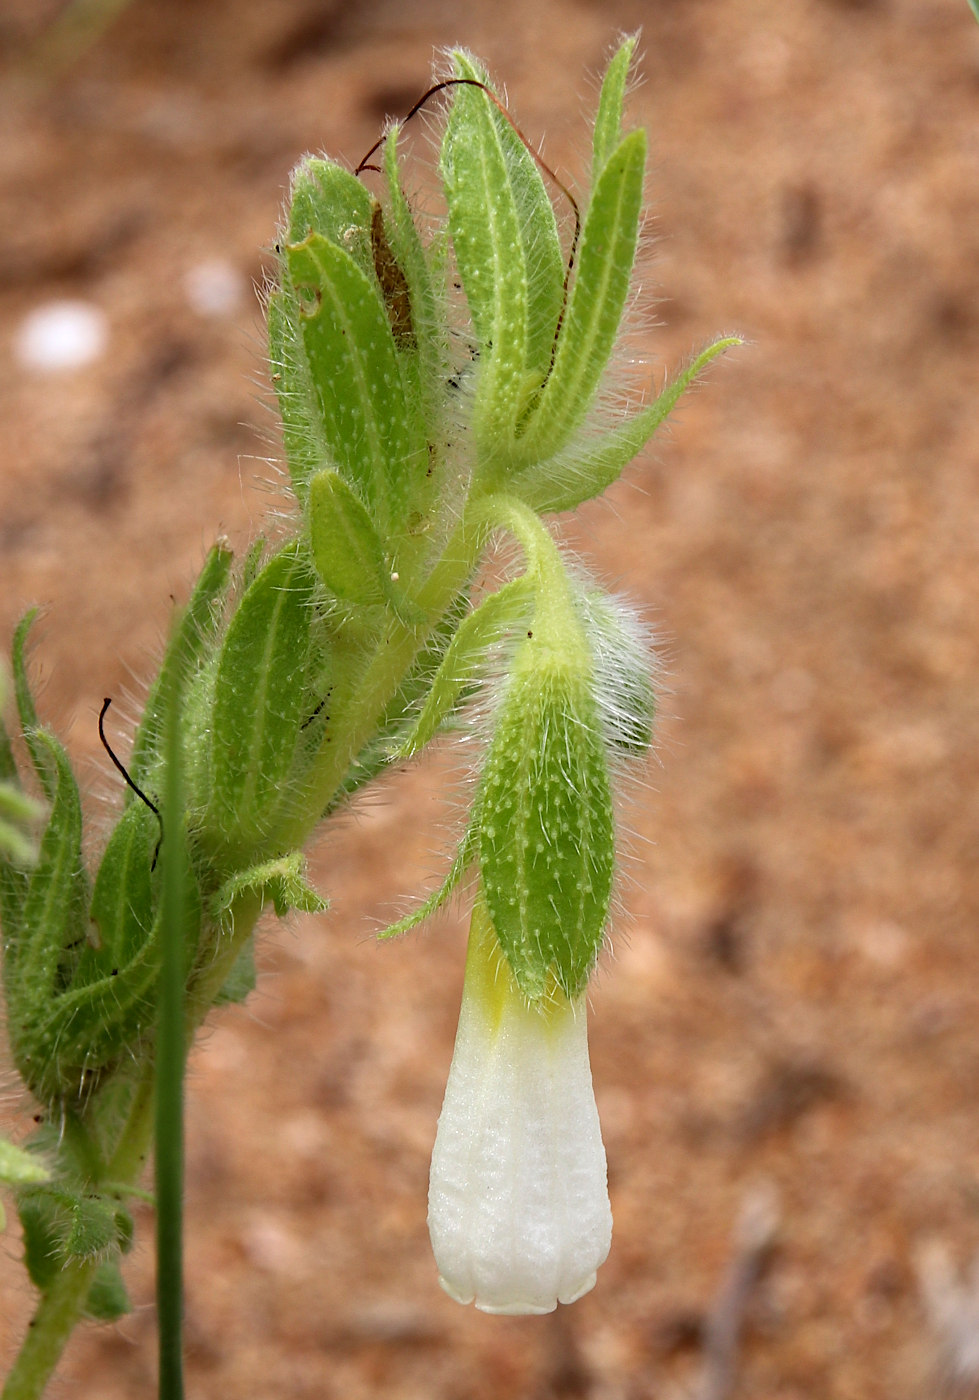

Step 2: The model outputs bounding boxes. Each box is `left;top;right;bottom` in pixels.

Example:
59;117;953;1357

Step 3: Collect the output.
283;513;484;848
1;1258;99;1400
156;662;188;1400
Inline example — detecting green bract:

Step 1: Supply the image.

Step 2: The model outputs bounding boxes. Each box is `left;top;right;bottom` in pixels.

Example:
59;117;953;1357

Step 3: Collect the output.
0;38;736;1396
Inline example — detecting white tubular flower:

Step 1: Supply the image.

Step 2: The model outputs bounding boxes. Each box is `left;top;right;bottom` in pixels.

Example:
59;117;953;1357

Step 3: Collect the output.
428;900;612;1314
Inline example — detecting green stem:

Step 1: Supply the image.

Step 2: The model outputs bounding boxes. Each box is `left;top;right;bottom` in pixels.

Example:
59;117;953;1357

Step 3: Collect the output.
281;513;486;849
1;1258;99;1400
156;664;188;1400
469;492;588;662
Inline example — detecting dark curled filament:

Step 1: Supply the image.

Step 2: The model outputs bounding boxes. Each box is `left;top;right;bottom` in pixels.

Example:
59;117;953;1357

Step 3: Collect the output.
355;77;581;379
99;697;163;870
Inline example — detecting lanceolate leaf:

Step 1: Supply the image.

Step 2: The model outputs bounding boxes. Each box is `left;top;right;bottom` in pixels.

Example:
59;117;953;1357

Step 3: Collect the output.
592;35;638;183
307;468;422;623
128;540;234;793
518;128;647;463
512;336;741;513
395;575;532;759
441;58;531;452
452;52;565;386
9;731;84;997
208;544;317;854
377;818;478;940
287;232;424;535
286;158;375;272
11;612;55;802
25;844;201;1101
268;289;334;503
88;802;156;969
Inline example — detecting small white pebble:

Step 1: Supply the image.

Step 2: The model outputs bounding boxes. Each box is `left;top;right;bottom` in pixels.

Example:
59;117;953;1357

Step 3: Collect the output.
182;258;245;317
14;300;108;372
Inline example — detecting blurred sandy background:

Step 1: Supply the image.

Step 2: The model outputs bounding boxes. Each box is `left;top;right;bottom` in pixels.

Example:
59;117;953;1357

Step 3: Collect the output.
2;0;979;1396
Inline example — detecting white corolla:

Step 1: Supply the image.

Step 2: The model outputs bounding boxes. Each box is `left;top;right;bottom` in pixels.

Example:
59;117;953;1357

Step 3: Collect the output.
428;901;612;1314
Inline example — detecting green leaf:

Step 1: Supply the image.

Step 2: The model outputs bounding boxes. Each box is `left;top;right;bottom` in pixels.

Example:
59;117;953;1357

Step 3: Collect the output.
269;287;336;504
88;801;156;968
286;232;424;536
286;157;375;270
19;842;199;1104
307;468;422;623
19;1192;61;1294
374;145;447;565
208;544;317;853
592;35;638;182
7;731;85;1002
0;684;34;925
11;611;55;801
276;157;428;511
442;55;553;453
395;575;532;759
513;336;741;513
85;1260;132;1321
18;1188;131;1315
129;541;234;794
518;128;647;463
213;935;257;1006
0;1138;51;1186
377;819;478;939
451;53;565;387
477;660;614;999
308;467;389;605
211;851;327;926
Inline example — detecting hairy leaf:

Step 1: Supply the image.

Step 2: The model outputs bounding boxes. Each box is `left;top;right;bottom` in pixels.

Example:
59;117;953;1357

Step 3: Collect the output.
287;232;425;535
518;128;647;462
208;544;317;853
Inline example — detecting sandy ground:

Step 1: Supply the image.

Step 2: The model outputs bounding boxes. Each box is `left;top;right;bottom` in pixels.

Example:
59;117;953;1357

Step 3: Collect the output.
2;0;979;1396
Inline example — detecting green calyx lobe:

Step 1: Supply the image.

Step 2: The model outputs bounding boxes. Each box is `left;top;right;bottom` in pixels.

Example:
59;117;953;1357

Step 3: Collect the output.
478;640;614;1002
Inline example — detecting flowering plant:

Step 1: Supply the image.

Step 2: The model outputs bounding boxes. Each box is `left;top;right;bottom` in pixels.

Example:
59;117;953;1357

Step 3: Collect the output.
0;37;735;1396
